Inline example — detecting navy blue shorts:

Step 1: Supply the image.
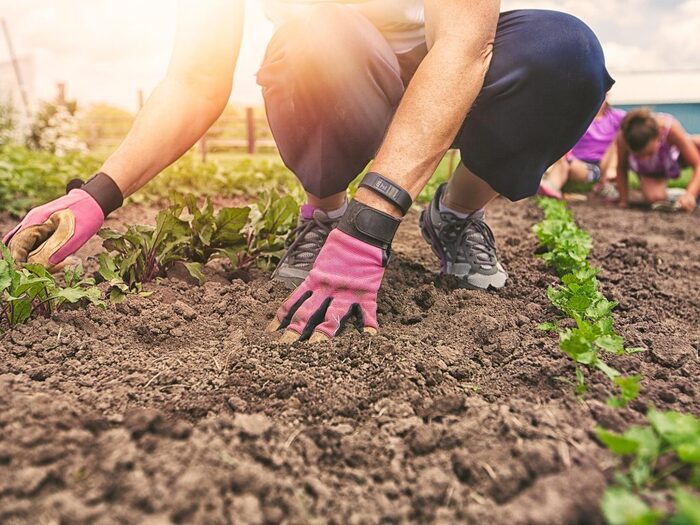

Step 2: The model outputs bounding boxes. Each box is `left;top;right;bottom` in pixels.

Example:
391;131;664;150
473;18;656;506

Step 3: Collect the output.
259;8;614;200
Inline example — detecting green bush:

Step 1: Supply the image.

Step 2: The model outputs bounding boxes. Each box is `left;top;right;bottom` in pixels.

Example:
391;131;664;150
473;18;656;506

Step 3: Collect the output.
0;144;101;217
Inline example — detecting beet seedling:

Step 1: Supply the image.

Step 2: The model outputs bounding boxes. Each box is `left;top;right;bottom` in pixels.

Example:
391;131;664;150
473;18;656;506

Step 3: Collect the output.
0;243;105;329
98;192;299;300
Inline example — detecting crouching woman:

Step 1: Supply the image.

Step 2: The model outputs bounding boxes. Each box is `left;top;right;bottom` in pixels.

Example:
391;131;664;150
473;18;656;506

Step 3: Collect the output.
617;109;700;212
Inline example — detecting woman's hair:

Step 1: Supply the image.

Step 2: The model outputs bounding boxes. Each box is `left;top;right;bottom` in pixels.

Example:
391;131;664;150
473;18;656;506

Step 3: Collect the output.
621;108;659;152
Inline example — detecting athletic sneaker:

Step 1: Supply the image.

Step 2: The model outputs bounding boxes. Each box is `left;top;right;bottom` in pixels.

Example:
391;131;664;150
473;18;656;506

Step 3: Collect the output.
420;184;508;290
595;182;620;202
272;209;339;287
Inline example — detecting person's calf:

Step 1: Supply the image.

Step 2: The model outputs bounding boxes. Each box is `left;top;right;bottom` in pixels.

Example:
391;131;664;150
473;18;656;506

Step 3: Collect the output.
442;162;498;213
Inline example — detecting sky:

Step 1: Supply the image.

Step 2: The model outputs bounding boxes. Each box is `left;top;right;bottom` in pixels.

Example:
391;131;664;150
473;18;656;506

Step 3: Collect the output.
1;0;699;112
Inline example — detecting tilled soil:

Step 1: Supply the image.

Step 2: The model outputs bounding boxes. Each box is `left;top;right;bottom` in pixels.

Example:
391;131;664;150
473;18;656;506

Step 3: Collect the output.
1;198;698;525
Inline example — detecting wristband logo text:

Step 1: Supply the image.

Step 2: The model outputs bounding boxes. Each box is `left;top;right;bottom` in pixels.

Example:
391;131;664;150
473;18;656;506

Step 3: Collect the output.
372;179;401;200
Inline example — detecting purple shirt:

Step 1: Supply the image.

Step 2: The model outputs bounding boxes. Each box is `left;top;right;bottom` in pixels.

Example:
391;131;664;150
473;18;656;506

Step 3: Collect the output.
571;108;626;163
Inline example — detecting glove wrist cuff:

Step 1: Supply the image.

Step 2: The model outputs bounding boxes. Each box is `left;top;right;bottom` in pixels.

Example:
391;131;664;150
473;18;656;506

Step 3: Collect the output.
67;172;123;217
337;200;400;250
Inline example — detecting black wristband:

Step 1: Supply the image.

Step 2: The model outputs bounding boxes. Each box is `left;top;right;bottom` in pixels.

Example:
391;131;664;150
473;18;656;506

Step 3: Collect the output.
66;172;123;217
359;172;413;216
337;200;401;250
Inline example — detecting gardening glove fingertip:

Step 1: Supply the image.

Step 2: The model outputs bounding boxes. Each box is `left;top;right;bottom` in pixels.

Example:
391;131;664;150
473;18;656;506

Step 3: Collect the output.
280;329;302;344
266;318;282;333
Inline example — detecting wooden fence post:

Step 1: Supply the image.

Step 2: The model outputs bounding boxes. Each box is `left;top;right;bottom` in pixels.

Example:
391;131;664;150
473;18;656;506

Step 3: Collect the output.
246;107;256;155
199;135;208;163
56;82;66;106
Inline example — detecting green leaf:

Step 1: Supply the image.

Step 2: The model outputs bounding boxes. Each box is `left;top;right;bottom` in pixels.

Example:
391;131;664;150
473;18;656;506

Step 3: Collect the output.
597;428;640;456
671;488;700;525
601;487;664;525
538;321;558;332
183;262;205;285
677;437;700;465
596;335;626;355
53;287;93;303
625;426;661;461
109;287;128;304
648;410;700;449
10;299;32;325
596;360;622;381
613;375;642;404
214;207;250;244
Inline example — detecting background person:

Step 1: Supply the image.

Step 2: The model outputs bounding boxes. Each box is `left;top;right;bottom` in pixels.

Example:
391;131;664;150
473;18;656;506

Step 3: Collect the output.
539;100;625;200
4;0;613;342
616;108;700;212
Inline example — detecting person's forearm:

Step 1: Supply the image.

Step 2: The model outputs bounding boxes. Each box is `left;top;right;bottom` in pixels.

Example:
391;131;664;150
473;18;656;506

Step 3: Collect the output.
100;77;230;197
617;169;629;203
357;37;493;217
687;166;700;198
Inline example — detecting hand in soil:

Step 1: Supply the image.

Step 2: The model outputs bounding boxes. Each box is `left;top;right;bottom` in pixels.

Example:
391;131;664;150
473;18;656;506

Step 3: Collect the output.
677;192;697;213
267;229;383;342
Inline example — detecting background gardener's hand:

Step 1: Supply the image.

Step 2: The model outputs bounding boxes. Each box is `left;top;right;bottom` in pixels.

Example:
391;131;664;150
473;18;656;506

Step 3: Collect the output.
677;191;697;213
3;174;122;268
268;228;386;342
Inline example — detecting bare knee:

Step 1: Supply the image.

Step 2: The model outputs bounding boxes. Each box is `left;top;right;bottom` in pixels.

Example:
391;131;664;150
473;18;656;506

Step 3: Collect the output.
641;181;668;204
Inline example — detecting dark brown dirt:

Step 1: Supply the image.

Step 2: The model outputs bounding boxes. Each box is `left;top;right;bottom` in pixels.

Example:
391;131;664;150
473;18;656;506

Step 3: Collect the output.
1;198;698;525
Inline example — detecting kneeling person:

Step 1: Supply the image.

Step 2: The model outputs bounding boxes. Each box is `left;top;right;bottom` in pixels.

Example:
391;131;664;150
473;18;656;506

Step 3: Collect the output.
616;109;700;212
264;1;614;340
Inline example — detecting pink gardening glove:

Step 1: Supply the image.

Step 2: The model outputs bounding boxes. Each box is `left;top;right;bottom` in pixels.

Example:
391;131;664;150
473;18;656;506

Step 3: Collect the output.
269;229;386;342
3;189;105;267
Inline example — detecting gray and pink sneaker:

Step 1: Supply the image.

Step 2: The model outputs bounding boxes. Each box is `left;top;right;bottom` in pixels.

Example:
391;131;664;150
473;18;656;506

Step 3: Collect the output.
420;184;508;290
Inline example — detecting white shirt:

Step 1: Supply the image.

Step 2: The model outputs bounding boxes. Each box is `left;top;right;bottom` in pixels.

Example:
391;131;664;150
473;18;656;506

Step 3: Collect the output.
263;0;426;54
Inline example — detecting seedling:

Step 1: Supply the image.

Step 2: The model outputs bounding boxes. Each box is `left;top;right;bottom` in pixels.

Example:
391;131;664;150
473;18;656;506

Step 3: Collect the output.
598;410;700;524
98;191;298;300
533;198;643;406
0;243;105;330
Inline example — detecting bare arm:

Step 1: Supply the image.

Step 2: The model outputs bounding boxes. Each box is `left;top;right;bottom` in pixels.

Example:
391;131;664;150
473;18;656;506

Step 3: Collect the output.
101;0;245;197
356;0;500;217
669;121;700;198
616;134;630;206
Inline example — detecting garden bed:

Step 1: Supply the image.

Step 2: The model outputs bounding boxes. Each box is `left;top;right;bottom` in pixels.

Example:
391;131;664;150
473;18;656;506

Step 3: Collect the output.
1;198;699;524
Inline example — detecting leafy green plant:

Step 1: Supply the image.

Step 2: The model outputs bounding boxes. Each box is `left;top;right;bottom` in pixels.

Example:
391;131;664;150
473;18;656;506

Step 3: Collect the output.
533;198;592;276
533;198;643;406
598;410;700;524
98;191;298;300
0;243;104;330
0;144;102;217
242;190;299;270
130;154;305;206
